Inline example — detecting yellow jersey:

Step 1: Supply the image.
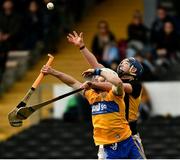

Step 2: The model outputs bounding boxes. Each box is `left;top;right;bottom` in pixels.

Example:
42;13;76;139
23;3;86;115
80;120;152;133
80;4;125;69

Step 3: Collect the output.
84;89;131;146
124;80;142;122
123;80;142;135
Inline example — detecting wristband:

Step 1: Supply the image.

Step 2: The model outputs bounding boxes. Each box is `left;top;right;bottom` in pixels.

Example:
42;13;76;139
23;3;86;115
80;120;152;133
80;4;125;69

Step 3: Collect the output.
94;69;102;75
80;45;85;50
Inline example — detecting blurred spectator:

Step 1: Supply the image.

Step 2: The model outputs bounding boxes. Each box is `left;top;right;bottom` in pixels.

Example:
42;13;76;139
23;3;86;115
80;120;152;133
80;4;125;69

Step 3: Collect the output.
127;10;148;45
155;21;179;63
0;0;21;82
0;0;22;49
150;6;173;45
56;0;73;33
0;52;6;83
68;0;85;22
13;0;30;13
117;39;128;61
109;60;119;72
91;20;116;63
102;42;120;68
126;10;148;61
135;52;158;81
42;0;62;52
24;0;43;50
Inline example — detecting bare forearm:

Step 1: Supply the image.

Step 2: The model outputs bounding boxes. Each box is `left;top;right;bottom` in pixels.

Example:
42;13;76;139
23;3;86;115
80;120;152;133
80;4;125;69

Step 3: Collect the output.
100;69;123;96
50;69;81;89
80;47;104;68
100;69;122;86
91;81;112;91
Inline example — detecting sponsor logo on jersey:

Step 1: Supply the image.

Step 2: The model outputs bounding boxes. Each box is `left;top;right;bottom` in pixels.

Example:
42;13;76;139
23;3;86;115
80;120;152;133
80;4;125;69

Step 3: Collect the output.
91;101;119;115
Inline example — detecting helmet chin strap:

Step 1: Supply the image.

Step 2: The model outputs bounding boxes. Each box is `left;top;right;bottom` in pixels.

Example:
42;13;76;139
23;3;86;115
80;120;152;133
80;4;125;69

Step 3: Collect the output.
118;68;136;78
118;69;137;81
129;65;137;76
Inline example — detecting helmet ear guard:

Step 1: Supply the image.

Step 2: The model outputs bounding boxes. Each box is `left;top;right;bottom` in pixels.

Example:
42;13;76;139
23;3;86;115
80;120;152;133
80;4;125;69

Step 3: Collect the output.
127;57;144;79
128;65;137;76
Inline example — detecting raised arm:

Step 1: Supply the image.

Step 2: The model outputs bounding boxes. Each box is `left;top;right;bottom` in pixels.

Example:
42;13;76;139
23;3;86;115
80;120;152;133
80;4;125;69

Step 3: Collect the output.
83;68;123;96
80;47;104;68
67;31;104;68
41;65;82;90
67;31;136;94
91;81;136;95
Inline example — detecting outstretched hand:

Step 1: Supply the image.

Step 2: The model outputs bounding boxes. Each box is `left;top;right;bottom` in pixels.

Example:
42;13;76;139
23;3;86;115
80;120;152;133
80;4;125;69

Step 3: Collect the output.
67;31;84;48
82;69;95;78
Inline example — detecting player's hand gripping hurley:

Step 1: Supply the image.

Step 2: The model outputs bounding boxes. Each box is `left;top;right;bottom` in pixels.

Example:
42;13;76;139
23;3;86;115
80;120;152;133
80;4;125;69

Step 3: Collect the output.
8;54;54;127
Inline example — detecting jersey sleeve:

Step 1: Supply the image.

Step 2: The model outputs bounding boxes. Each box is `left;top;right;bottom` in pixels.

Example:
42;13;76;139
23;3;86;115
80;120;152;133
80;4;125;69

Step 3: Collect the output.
130;81;142;98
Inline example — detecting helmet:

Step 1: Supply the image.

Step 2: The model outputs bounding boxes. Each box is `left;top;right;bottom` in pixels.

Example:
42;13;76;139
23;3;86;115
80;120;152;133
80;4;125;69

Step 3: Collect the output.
117;57;143;79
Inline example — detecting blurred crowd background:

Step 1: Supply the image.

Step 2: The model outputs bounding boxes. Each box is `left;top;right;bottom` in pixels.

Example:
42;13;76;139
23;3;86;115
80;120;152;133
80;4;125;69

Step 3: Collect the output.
1;0;180;84
91;8;180;81
0;0;180;159
0;0;101;83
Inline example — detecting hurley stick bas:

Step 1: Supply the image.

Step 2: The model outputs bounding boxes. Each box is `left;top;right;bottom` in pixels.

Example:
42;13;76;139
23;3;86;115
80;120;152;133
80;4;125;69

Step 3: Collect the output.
16;88;83;120
8;54;54;127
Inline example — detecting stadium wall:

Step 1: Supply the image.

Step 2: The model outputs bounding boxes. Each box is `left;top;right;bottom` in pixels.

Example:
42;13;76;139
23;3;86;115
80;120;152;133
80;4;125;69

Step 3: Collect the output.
52;82;180;118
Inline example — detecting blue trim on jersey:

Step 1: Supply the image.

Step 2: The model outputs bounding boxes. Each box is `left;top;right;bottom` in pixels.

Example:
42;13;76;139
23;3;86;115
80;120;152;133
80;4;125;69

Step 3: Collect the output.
91;101;119;115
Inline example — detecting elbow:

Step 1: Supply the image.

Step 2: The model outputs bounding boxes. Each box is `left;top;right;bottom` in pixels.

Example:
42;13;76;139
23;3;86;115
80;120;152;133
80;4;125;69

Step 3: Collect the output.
117;81;123;89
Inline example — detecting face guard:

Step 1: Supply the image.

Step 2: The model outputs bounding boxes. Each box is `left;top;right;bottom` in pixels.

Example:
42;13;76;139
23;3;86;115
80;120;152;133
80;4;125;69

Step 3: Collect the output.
117;57;143;80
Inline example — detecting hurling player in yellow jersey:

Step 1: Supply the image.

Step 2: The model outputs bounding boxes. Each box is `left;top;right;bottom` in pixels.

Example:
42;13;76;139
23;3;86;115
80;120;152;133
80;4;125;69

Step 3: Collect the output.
41;66;143;159
67;31;146;158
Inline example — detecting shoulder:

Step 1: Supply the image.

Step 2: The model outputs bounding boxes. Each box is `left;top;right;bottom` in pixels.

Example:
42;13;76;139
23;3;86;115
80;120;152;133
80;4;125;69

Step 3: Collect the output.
129;80;142;98
84;89;96;98
84;89;100;104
